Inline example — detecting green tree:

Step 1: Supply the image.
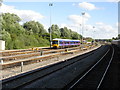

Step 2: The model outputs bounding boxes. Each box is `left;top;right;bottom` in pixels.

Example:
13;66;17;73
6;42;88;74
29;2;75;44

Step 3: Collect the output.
48;24;61;38
60;27;71;38
2;13;21;24
1;13;25;34
71;31;80;39
23;21;46;35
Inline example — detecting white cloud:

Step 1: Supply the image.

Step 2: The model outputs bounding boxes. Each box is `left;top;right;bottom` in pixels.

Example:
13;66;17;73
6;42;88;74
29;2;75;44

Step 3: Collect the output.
83;23;118;39
59;22;117;39
94;22;118;39
59;23;81;33
59;23;68;28
68;15;82;24
68;13;91;25
83;12;91;18
78;2;98;10
0;4;44;23
96;22;104;25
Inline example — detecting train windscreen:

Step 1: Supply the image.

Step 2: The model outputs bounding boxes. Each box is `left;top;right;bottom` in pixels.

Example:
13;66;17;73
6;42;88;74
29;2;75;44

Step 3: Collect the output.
52;40;58;44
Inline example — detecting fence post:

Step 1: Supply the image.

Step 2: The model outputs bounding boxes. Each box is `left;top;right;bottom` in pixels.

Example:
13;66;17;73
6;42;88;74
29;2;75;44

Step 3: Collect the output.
21;62;23;72
40;50;43;56
1;60;3;64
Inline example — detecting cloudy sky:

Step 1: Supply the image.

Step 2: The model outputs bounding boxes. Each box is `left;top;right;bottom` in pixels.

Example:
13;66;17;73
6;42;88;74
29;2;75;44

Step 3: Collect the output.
0;0;119;39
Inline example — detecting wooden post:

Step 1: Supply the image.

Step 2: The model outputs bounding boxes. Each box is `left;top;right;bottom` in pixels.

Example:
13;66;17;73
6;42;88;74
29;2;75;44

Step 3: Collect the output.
40;50;43;56
21;62;23;72
1;60;3;64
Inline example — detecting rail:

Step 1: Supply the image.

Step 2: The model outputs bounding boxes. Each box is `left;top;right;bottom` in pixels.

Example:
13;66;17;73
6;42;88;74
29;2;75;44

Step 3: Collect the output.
1;45;95;69
2;47;96;89
67;45;114;89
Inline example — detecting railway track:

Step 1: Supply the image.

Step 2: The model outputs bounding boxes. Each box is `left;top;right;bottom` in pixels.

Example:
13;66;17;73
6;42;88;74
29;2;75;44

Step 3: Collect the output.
1;49;65;62
1;45;92;56
66;45;115;89
1;47;80;61
1;48;53;57
1;46;93;69
2;45;101;89
98;45;120;89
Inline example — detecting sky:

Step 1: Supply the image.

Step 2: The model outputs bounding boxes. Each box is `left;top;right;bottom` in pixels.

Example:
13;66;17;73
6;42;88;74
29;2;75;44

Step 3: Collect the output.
0;0;119;39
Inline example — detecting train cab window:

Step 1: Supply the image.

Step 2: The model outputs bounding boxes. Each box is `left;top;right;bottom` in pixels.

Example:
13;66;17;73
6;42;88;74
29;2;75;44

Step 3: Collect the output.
52;41;58;44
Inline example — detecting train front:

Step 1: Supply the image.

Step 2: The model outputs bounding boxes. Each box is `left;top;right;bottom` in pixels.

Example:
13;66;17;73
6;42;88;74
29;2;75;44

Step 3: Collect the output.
52;40;59;48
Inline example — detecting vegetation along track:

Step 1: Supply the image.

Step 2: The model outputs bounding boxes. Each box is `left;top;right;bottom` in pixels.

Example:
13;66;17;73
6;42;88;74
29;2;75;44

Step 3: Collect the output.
66;45;115;89
2;46;99;89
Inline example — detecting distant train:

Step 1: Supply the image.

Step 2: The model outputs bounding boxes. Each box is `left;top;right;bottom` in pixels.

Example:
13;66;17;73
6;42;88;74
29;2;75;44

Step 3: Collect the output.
111;39;120;48
52;38;80;48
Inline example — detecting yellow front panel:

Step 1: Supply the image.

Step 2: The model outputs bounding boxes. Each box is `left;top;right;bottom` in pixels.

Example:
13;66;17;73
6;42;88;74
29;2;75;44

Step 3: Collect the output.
52;44;59;48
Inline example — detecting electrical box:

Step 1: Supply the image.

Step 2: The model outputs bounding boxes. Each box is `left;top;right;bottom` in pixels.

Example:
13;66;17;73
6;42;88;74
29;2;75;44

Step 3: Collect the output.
0;40;5;50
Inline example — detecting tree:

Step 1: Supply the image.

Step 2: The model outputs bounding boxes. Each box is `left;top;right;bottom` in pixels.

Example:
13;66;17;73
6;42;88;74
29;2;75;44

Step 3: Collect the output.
1;13;50;49
2;13;21;24
60;27;71;38
48;24;61;38
1;13;25;34
71;31;80;39
23;21;46;35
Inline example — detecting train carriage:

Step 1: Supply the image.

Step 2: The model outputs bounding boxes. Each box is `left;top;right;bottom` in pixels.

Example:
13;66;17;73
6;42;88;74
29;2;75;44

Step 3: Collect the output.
52;38;80;49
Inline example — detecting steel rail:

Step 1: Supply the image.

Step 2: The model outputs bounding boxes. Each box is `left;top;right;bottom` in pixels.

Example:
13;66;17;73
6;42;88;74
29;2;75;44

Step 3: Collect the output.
2;48;95;89
1;47;79;61
97;46;114;89
1;46;95;69
68;47;110;90
1;45;90;56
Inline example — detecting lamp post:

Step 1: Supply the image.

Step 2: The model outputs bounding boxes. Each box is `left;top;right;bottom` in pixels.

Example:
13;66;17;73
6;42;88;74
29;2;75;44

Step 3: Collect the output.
79;24;82;43
93;26;95;44
81;12;85;44
49;3;53;48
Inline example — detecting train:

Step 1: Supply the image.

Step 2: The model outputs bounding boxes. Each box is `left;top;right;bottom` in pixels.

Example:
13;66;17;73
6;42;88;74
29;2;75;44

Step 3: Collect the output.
111;39;120;48
52;38;80;48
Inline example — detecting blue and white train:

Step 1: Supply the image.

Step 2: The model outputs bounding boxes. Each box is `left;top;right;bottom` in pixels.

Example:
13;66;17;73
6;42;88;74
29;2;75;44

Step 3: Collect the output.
52;38;80;48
